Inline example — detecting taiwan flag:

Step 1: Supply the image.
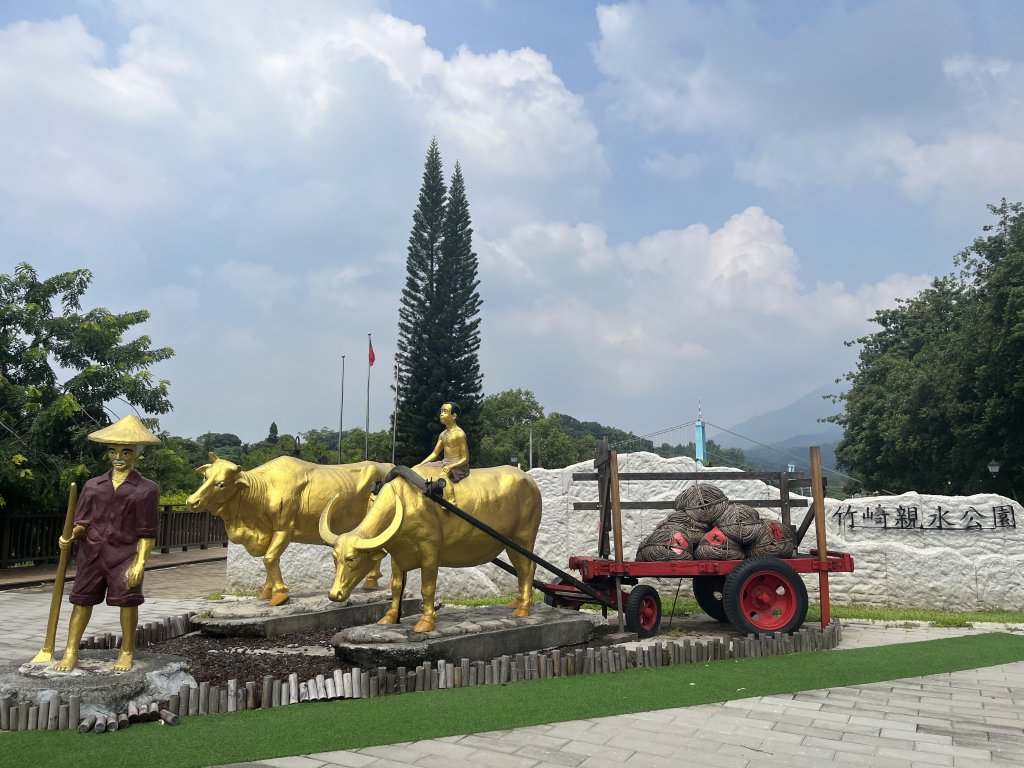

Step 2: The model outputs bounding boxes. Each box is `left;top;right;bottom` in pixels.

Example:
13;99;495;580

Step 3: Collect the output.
368;338;376;366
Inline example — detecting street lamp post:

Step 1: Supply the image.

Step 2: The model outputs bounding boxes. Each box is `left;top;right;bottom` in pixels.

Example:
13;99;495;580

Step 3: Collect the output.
528;411;540;469
988;458;1001;477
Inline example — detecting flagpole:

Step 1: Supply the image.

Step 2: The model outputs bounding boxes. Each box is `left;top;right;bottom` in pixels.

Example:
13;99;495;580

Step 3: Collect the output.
391;362;400;464
365;332;372;460
338;354;345;463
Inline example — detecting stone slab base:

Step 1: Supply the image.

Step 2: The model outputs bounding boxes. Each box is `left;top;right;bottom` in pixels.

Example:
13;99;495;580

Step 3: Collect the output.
192;590;420;637
331;603;606;667
0;650;195;719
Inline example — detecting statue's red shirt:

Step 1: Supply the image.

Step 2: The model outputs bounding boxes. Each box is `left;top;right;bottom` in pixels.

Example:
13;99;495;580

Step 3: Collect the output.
69;469;159;607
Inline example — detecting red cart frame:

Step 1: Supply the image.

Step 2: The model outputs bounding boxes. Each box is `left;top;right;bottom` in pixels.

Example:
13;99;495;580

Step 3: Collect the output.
539;441;854;638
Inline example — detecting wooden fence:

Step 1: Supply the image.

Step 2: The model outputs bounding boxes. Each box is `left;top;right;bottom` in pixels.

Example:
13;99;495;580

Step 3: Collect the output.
0;505;228;569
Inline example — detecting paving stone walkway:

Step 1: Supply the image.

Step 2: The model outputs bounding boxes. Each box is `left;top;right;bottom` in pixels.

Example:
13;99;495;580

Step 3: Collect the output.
0;561;224;664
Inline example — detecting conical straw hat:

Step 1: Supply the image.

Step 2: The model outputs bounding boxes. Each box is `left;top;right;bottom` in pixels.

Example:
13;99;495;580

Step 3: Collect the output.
87;414;161;446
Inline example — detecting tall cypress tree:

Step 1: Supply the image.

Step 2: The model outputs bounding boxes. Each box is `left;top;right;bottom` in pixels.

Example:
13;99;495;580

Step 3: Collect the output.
437;162;483;438
394;143;484;466
395;139;448;465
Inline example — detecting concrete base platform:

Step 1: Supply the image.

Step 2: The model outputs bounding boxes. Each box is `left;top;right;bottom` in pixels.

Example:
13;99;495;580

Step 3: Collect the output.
331;603;607;667
0;650;195;719
192;589;420;637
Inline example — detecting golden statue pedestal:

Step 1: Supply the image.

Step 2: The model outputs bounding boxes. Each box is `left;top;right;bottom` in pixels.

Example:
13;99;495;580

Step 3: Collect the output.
192;591;420;638
1;650;194;726
330;603;605;669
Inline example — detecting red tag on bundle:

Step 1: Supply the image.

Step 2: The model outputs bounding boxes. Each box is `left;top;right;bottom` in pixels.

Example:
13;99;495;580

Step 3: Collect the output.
704;527;727;546
670;531;689;554
767;521;784;542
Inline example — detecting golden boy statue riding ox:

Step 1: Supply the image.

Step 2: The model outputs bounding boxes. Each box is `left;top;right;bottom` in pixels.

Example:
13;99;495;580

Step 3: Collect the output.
319;465;542;632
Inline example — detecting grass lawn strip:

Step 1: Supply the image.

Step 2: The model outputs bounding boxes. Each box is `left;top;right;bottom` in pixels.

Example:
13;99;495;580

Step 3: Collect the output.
2;632;1023;768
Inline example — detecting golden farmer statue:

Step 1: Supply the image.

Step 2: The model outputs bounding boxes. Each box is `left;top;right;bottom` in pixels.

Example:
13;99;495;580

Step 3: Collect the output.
415;401;470;482
52;415;161;672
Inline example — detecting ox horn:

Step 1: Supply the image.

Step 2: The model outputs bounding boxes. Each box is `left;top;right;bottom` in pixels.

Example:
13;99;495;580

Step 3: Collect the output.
355;492;405;551
318;494;342;546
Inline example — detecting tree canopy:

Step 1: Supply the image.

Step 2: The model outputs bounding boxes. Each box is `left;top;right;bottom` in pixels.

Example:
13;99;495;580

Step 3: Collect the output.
1;263;173;509
832;200;1024;496
394;140;484;466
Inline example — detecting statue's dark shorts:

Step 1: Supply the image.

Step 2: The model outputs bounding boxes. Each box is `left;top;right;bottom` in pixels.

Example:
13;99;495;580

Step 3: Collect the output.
69;549;144;608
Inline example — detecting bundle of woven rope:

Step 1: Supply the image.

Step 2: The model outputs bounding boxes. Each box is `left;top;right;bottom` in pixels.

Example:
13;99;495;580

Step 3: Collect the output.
634;483;795;562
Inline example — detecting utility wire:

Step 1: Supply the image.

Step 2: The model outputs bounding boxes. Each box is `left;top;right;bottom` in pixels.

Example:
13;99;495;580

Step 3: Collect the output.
704;420;895;495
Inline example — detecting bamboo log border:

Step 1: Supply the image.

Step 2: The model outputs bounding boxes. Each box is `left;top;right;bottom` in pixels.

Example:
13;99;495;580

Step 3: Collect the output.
0;613;843;732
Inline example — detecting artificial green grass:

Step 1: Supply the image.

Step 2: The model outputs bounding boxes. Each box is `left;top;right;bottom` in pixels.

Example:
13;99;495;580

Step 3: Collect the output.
2;632;1023;768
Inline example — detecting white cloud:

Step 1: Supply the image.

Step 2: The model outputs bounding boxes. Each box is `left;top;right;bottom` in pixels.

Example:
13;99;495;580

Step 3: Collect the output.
943;54;1012;81
213;260;300;311
0;3;612;439
593;0;1024;213
0;3;607;248
642;149;701;180
481;206;932;430
0;1;960;442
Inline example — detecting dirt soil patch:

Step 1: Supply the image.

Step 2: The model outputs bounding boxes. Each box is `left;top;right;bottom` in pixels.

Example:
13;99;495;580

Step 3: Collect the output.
153;629;349;687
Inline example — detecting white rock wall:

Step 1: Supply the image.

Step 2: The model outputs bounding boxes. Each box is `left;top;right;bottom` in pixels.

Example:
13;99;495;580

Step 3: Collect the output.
226;452;1024;611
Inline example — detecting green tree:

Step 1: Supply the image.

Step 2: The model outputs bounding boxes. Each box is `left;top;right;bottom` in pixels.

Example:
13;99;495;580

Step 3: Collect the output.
435;162;484;437
299;430;329;464
832;200;1024;495
137;433;201;501
653;439;747;468
241;441;286;470
478;389;543;467
267;421;279;443
1;263;173;510
394;141;484;466
476;390;589;469
554;413;654;453
339;429;392;464
533;414;588;468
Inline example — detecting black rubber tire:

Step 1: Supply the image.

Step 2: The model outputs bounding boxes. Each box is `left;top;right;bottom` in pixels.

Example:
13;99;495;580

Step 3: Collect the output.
624;585;662;639
692;576;729;623
723;556;808;636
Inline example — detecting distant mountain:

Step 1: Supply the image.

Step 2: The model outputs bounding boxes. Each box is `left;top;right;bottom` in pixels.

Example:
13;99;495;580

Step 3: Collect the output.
707;384;846;478
711;384;844;450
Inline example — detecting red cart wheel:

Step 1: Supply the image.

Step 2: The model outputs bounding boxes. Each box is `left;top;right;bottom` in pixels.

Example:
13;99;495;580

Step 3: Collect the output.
624;585;662;639
723;557;808;636
692;576;728;623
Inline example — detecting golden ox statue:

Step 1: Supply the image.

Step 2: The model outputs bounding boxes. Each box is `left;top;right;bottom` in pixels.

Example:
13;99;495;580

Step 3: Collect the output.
319;466;542;632
186;453;392;605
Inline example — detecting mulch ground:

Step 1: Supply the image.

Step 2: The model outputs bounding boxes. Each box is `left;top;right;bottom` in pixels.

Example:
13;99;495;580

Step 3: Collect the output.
153;629;350;687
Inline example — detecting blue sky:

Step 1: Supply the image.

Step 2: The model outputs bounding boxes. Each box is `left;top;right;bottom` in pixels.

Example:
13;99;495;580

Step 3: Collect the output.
2;1;1022;444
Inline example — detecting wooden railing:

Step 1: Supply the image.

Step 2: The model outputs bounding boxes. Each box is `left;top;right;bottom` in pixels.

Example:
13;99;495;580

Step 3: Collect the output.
0;505;228;568
156;506;228;554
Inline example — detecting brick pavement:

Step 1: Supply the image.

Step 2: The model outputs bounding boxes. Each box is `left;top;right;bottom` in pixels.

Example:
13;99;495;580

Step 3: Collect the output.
0;560;225;664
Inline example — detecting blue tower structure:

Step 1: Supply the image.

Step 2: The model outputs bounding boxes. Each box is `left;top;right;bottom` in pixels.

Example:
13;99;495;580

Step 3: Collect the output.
695;401;707;466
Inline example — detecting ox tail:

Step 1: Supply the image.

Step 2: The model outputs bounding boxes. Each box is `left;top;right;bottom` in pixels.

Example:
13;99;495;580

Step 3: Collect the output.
318;494;342;546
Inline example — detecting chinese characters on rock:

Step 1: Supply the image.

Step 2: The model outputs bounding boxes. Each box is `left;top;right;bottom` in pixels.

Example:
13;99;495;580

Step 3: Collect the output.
831;503;1016;531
